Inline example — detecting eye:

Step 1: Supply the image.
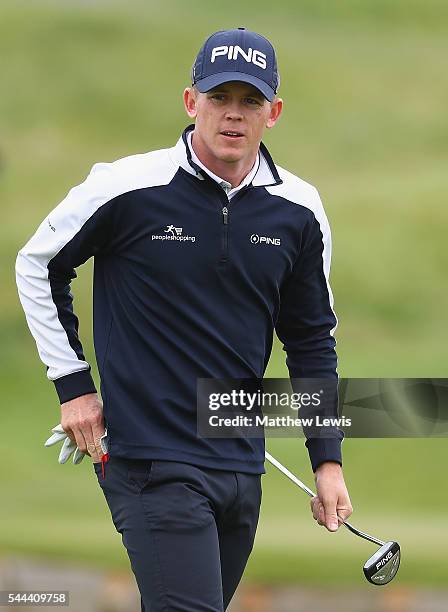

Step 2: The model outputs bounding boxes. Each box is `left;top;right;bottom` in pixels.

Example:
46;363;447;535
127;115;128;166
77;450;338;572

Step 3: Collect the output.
210;93;226;101
246;97;262;106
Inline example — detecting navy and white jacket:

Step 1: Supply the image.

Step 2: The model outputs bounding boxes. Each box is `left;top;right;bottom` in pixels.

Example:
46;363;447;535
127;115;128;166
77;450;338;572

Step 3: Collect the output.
16;124;343;474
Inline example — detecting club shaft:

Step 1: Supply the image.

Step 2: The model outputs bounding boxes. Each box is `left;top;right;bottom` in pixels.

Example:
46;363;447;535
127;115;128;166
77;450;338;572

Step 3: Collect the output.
265;451;385;547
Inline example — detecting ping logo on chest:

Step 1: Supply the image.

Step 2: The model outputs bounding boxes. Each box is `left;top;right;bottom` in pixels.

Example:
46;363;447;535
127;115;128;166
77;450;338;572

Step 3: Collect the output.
250;233;281;246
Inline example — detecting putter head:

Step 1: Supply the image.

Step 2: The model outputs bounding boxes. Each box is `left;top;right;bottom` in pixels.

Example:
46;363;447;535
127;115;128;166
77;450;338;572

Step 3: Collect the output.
363;541;400;585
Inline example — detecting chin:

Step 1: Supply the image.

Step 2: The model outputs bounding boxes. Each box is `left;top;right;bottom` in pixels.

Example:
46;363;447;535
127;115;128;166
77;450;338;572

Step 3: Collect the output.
220;154;243;163
215;147;244;163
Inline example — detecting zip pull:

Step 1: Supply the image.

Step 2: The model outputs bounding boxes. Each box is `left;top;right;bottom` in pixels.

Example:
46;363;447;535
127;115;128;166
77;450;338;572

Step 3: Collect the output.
100;429;109;479
101;452;110;479
222;206;229;225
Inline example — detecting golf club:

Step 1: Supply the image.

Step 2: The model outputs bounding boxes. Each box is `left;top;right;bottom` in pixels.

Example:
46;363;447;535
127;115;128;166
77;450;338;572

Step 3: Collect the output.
265;451;401;585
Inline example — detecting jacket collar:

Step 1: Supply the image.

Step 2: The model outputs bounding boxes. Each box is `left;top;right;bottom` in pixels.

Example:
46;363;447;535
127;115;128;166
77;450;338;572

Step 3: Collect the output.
170;124;282;188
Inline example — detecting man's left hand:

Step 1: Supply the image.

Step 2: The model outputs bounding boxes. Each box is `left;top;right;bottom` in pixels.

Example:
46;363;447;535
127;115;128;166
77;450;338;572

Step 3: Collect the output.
45;423;108;465
310;461;353;532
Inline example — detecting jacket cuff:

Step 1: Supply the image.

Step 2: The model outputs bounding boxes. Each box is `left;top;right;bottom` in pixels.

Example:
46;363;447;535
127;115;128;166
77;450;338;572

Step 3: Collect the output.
53;369;97;404
305;437;343;473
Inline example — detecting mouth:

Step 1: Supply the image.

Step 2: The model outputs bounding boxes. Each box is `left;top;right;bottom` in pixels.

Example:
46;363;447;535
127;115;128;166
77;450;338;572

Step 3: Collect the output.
219;130;245;141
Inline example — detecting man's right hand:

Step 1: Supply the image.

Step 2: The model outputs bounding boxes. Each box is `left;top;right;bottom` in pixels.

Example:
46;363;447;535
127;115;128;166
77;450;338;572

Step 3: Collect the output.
60;393;105;463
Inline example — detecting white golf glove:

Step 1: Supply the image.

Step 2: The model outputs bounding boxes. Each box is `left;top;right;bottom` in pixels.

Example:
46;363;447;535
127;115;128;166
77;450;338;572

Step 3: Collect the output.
44;423;108;464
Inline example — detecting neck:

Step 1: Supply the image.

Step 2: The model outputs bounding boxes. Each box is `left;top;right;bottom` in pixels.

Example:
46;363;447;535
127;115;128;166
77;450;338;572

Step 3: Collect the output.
190;131;257;188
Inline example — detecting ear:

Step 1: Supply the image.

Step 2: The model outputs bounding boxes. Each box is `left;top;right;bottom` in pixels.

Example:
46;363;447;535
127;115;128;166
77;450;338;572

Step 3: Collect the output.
183;87;198;119
266;97;283;129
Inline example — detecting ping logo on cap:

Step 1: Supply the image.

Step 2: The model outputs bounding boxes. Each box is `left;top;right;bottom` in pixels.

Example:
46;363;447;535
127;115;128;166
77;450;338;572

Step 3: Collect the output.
210;45;267;69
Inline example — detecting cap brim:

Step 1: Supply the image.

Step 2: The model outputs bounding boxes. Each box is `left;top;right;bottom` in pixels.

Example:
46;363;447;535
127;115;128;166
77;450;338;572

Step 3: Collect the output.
194;72;275;101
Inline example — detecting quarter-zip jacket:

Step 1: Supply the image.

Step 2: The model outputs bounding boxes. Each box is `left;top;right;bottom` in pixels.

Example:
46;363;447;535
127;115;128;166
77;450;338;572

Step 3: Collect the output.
16;124;343;474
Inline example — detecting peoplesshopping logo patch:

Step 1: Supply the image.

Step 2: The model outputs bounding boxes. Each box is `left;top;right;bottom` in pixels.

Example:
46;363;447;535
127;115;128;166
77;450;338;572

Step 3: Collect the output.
152;224;196;243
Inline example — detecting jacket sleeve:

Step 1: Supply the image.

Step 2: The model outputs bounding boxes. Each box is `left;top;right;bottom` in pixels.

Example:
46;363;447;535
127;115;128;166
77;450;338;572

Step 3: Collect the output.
15;162;117;404
275;188;343;472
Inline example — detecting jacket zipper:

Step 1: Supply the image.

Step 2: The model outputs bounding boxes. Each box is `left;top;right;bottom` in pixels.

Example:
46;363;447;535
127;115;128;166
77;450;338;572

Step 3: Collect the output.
219;184;253;264
221;205;229;263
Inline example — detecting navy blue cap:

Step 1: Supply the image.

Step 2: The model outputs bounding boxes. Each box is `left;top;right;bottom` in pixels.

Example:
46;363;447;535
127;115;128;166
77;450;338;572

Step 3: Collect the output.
191;27;279;102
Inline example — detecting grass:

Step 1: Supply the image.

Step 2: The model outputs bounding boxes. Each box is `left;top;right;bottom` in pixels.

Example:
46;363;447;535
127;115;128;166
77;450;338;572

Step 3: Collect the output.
2;355;448;585
1;0;447;586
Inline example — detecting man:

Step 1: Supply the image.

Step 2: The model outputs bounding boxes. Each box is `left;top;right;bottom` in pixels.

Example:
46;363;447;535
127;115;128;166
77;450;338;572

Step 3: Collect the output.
16;27;352;611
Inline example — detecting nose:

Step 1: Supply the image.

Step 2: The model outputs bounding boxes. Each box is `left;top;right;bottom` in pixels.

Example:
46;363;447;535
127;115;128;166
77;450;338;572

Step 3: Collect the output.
224;100;244;121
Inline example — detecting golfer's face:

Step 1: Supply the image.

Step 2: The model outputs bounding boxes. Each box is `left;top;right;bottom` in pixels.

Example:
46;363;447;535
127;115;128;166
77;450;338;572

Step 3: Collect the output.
193;82;275;163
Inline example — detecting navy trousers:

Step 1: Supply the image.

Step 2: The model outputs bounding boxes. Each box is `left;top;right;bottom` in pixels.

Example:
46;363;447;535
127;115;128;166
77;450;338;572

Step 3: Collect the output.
93;457;262;611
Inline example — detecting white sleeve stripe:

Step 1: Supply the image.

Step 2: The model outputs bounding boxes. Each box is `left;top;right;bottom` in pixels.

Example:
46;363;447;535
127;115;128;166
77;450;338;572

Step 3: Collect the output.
315;210;338;338
267;170;338;338
16;163;122;380
16;152;177;382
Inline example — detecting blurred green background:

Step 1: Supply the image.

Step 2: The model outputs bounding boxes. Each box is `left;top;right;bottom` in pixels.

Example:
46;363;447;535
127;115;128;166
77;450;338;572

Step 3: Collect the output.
1;0;447;593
